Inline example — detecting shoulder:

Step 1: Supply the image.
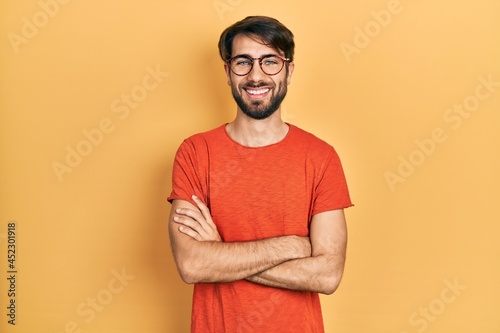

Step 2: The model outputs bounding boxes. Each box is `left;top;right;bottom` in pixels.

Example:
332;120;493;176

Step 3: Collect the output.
288;124;336;154
183;125;226;145
177;125;227;152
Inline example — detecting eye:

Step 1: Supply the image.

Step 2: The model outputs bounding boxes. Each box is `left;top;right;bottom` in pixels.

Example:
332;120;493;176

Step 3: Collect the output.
263;57;279;66
234;57;252;67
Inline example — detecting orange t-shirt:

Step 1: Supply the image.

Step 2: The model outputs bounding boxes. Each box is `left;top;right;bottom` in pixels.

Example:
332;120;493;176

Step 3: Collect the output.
168;124;352;333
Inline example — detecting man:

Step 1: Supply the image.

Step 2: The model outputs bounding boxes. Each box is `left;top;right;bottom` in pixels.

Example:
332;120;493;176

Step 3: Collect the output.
167;16;353;333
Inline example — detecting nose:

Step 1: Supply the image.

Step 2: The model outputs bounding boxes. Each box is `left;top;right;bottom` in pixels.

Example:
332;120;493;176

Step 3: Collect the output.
246;61;267;82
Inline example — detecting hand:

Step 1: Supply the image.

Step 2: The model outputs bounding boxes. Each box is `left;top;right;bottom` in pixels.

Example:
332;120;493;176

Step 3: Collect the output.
173;195;222;242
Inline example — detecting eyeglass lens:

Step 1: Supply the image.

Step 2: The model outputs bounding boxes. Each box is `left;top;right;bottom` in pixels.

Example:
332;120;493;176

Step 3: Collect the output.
230;56;285;76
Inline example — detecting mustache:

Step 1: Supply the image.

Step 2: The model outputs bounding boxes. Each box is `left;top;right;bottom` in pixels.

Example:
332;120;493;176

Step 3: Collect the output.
242;82;274;89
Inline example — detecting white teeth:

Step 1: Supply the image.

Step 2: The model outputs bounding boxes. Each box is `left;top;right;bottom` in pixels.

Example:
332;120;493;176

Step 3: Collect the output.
246;88;269;95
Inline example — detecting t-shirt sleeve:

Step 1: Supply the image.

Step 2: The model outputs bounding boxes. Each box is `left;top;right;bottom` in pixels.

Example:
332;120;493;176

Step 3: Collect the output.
312;148;353;215
167;139;206;206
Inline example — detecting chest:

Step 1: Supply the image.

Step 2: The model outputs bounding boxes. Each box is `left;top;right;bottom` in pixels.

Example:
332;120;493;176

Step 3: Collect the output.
206;149;315;241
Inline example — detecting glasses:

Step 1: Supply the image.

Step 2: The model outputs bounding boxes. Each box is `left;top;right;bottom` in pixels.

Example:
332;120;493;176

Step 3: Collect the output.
227;54;290;76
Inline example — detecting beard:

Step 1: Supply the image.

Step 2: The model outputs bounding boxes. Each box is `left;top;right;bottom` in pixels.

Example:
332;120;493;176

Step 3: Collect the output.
231;80;288;120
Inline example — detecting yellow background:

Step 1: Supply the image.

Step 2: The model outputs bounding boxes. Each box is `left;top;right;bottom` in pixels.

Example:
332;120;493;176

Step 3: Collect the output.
1;0;499;332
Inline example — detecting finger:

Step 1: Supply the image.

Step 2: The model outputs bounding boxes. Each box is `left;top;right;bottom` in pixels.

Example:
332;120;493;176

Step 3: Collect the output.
178;225;201;240
192;196;217;229
175;207;214;233
175;215;220;242
192;195;209;216
175;208;213;236
173;215;208;238
175;207;202;220
190;196;216;230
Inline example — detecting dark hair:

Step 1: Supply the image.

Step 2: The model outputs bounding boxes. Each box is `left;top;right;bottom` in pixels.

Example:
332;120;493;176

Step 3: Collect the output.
218;16;295;62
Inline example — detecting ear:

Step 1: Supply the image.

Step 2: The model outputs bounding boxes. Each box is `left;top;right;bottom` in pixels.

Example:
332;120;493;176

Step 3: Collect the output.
286;62;295;85
224;63;231;86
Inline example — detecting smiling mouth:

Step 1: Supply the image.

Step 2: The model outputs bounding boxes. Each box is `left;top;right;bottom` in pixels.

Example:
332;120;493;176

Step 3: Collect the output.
244;87;270;98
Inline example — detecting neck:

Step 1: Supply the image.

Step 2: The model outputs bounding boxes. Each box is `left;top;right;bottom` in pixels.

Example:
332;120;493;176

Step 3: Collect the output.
226;108;289;147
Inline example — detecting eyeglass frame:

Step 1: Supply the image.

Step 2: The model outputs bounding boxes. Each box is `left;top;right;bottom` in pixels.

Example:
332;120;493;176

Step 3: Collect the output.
226;54;291;76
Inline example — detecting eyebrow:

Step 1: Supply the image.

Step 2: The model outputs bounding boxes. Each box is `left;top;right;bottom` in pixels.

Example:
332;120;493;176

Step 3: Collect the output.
232;53;279;59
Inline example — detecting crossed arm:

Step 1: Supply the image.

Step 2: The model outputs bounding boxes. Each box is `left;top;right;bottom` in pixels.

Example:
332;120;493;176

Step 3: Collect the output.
168;196;348;295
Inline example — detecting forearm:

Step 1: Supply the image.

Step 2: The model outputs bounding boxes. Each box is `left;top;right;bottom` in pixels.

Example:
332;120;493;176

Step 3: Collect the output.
247;209;348;295
246;253;344;295
170;198;312;284
172;233;311;284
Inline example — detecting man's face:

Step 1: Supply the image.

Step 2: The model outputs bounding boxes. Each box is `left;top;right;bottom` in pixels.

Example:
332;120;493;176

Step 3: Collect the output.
225;34;294;120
